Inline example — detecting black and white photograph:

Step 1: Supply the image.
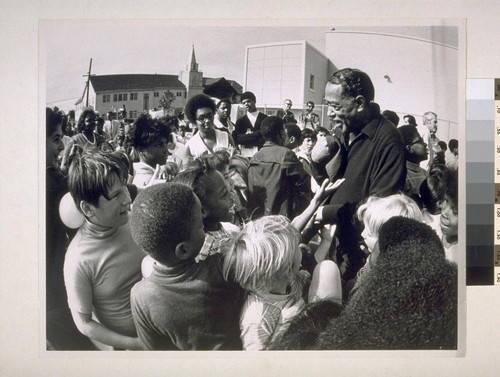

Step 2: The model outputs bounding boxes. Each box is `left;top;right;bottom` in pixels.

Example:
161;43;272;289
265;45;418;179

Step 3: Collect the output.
4;1;500;375
42;19;464;353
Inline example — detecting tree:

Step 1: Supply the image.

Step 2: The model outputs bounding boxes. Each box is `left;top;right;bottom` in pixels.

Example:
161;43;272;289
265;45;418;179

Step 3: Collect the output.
159;90;176;113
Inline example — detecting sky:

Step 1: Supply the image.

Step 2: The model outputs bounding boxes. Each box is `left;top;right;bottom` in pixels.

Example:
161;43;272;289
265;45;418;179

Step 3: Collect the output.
42;20;330;111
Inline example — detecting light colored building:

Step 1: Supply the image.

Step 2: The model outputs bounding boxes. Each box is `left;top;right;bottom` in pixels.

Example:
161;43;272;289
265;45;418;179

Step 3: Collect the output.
244;40;333;120
75;73;187;120
75;46;241;120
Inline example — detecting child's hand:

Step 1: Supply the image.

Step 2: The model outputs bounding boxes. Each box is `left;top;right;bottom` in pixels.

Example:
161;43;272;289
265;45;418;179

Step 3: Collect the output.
312;178;345;205
161;161;179;179
146;164;166;186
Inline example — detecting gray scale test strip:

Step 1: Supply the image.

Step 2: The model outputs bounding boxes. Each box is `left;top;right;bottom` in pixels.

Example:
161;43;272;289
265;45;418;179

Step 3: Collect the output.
466;79;496;285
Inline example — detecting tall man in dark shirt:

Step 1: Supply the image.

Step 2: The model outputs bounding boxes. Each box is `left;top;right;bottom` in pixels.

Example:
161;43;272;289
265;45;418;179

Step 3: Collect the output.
314;68;406;279
232;91;268;158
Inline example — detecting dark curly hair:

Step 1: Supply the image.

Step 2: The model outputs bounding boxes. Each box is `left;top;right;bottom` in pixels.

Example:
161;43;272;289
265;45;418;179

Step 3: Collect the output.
130;182;197;265
260;116;284;143
200;149;231;172
46;107;63;137
184;94;217;124
76;109;97;133
329;68;375;103
174;158;216;206
316;217;457;350
128;114;171;150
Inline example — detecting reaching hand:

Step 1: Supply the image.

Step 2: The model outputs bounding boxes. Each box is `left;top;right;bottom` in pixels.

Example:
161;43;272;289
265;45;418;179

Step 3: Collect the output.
312;178;345;205
146;164;166;186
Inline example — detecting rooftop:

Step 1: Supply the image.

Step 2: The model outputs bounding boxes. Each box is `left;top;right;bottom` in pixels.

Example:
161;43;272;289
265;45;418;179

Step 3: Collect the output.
89;74;186;92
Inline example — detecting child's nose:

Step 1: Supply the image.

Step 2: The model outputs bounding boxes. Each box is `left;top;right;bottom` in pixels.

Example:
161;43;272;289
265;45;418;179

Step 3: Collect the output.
122;188;132;205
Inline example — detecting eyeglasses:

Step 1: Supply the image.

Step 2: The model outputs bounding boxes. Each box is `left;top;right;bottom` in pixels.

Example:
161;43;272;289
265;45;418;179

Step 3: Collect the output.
196;112;214;122
324;101;342;111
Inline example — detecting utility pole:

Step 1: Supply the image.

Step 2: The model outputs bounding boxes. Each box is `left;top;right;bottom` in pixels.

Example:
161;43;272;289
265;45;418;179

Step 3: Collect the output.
83;58;93;107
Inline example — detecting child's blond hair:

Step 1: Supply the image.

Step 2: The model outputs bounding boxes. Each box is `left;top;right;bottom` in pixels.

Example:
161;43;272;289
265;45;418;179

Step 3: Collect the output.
222;215;302;297
357;194;423;238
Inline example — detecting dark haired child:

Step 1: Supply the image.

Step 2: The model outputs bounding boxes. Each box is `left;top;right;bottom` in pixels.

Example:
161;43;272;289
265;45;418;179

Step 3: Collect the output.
128;114;177;186
130;183;244;350
316;217;457;350
198;149;248;226
419;165;450;230
174;158;238;263
64;151;145;350
439;169;459;264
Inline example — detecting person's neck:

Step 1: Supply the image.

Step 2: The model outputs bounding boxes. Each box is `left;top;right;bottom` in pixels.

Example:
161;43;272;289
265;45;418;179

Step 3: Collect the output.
204;220;221;232
83;129;94;139
200;128;215;139
139;156;155;169
217;114;228;126
445;234;458;246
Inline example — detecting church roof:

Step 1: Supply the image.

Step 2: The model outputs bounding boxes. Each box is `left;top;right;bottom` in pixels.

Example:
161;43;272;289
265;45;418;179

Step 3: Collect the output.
89;74;186;92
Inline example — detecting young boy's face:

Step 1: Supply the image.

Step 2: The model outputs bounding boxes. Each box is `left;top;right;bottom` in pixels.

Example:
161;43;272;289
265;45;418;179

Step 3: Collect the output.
185;195;206;256
361;224;377;253
142;137;169;167
299;136;316;155
440;197;458;242
88;173;131;228
202;170;234;224
46;123;64;168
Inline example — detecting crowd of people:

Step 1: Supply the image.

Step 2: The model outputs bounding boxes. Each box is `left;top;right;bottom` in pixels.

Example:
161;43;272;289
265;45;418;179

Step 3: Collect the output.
46;67;459;351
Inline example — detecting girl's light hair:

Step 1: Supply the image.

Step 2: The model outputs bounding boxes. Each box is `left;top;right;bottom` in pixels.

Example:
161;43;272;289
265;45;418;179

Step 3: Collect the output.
222;215;301;296
357;194;423;238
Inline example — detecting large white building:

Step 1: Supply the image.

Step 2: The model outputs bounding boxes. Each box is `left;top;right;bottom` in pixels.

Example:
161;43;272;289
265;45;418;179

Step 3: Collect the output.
243;27;459;141
244;40;333;122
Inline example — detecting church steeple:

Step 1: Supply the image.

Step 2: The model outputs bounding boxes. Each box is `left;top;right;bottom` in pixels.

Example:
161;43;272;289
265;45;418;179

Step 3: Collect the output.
188;44;199;72
179;44;204;100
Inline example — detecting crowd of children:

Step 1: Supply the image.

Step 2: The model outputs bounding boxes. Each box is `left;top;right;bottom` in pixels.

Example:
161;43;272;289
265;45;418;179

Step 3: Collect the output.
46;80;459;351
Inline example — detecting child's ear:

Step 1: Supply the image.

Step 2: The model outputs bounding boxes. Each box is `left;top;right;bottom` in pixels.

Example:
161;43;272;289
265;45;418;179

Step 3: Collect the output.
201;208;209;219
79;201;94;218
175;242;196;261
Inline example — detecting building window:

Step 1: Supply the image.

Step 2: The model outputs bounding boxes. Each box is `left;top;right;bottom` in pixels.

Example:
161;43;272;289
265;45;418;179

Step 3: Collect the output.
177;92;182;97
130;93;138;101
103;94;110;103
118;93;123;101
129;111;138;118
154;92;159;97
113;94;118;102
123;93;128;101
309;74;315;91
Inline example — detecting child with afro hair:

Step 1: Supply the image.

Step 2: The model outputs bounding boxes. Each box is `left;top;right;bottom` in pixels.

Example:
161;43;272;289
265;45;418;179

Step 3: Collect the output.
129;183;244;350
316;217;457;350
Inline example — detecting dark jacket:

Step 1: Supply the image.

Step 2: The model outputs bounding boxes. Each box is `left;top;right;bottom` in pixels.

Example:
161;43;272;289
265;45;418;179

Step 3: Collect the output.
248;142;311;220
232;112;268;149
